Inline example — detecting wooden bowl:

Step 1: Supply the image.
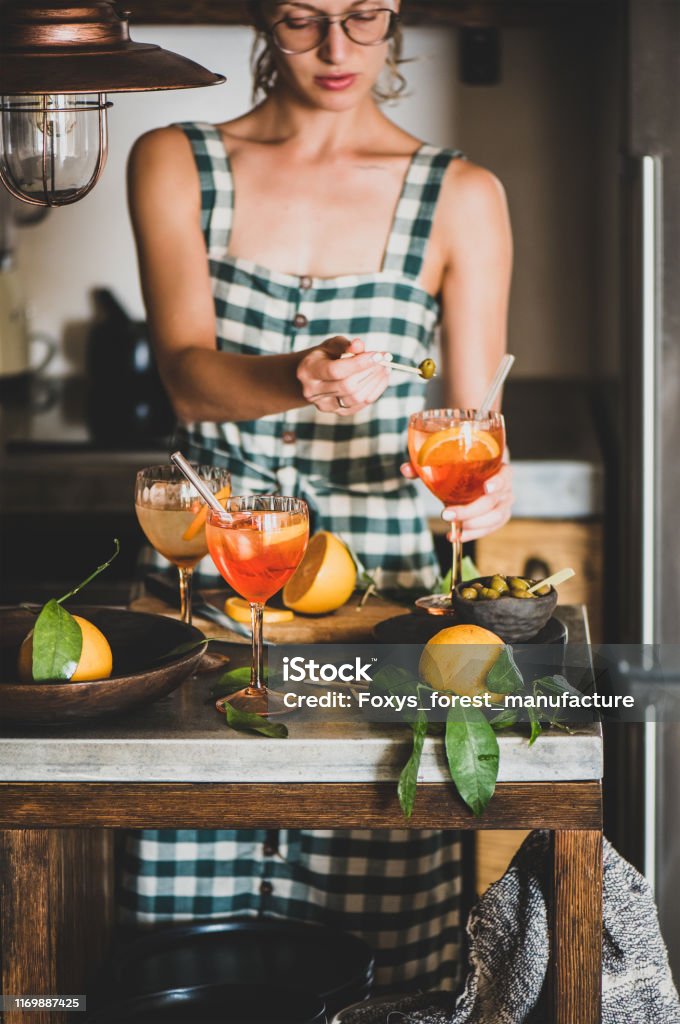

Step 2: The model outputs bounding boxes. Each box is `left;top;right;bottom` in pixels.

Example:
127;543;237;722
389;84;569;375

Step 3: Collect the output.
0;606;207;724
450;576;558;643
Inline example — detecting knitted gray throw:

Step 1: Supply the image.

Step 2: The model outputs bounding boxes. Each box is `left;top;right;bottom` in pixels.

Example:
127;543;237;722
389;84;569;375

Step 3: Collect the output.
337;831;680;1024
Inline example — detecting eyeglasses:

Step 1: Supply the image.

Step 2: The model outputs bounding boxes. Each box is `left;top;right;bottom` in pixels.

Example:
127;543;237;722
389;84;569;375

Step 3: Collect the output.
269;7;400;55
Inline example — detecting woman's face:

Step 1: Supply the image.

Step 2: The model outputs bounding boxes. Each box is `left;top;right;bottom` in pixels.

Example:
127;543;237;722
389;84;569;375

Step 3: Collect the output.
261;0;399;110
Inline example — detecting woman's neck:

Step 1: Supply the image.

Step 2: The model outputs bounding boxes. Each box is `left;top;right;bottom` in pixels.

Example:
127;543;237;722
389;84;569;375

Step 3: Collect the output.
249;89;393;158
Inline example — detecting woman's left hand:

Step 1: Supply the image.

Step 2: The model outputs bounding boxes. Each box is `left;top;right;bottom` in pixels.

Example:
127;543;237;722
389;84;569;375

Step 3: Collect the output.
400;459;514;542
441;462;513;542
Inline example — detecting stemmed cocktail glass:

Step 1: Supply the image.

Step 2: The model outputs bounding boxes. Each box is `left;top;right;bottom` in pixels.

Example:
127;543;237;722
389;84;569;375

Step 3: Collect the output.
135;463;231;625
206;495;309;716
408;409;505;613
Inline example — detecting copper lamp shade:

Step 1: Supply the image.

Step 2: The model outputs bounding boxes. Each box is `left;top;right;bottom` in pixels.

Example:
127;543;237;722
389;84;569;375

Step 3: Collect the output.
0;1;226;206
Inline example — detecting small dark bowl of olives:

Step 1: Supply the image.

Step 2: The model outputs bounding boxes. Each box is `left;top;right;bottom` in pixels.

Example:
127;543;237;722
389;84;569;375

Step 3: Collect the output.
451;574;558;643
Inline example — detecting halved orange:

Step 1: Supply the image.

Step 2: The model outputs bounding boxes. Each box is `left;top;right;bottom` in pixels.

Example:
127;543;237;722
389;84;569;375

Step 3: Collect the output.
224;597;294;624
282;531;356;615
182;484;231;542
417;426;500;467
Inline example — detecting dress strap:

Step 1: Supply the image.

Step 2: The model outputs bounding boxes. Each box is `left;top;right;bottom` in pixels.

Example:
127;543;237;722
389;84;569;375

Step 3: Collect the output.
173;121;233;254
382;144;465;280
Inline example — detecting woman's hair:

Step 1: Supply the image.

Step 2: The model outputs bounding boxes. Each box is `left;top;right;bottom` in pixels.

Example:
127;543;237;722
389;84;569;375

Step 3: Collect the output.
248;0;407;103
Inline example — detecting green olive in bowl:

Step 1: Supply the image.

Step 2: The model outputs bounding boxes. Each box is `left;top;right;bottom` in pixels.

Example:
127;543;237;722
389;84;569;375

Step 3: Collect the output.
451;575;558;642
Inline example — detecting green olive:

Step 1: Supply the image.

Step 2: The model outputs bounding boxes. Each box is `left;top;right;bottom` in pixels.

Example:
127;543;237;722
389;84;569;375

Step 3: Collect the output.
419;358;437;380
512;589;536;599
534;584;551;596
480;587;500;600
471;582;485;591
508;576;530;591
460;587;478;601
490;574;509;594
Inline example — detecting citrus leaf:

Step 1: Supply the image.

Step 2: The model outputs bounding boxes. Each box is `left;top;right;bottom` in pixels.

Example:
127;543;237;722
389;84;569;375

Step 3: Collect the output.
445;707;499;816
224;703;288;738
486;646;524;694
32;599;82;682
490;708;519;730
398;712;427;819
528;706;543;746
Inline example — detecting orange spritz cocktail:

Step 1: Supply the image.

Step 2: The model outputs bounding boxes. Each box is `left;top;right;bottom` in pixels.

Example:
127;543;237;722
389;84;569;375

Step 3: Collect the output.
206;512;309;605
408;409;505;611
206;496;309;716
135;463;231;625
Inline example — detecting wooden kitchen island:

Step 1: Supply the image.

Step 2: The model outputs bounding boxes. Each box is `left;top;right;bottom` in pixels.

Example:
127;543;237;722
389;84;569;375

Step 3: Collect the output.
0;605;603;1023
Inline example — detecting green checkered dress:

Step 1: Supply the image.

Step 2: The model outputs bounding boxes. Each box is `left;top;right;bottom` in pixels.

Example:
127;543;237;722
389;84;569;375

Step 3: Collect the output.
120;122;466;992
174;121;464;590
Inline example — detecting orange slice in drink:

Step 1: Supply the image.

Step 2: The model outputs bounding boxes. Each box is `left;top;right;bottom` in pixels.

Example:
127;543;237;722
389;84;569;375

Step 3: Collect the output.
282;531;356;615
182;484;232;542
224;597;294;624
417;426;500;467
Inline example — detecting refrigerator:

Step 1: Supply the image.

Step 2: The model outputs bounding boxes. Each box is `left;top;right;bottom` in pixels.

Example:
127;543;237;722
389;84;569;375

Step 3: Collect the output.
611;0;680;982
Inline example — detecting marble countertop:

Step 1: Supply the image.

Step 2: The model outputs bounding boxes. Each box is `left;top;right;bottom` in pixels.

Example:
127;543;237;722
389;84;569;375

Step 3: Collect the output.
0;605;603;785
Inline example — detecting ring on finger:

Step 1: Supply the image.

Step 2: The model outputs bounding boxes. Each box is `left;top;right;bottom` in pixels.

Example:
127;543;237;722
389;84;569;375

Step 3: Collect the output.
337;396;349;409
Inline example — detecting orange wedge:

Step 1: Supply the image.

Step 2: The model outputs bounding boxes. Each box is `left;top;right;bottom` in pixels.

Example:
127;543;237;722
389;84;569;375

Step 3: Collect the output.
182;484;231;542
282;531;356;615
417;426;500;467
224;597;294;624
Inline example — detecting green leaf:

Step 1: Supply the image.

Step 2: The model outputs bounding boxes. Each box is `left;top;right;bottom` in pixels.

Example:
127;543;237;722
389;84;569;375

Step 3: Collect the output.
490;708;519;730
445;707;499;816
212;666;257;696
56;539;120;605
398;712;428;819
486;646;524;694
155;637;211;664
533;674;570;695
528;706;543;746
32;599;82;681
461;556;481;582
370;664;423;722
224;703;288;738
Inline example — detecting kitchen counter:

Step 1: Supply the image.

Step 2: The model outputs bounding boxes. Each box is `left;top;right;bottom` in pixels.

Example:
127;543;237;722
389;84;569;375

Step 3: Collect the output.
0;605;602;785
0;377;604;518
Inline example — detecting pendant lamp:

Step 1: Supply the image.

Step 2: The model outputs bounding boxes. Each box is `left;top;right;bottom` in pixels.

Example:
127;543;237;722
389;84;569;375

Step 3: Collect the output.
0;1;226;207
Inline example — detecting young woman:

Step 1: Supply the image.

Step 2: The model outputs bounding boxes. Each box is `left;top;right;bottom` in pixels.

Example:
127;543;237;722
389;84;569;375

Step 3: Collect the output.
122;0;513;991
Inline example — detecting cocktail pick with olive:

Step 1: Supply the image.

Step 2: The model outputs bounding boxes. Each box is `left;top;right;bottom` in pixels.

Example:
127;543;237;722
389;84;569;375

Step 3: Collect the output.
377;355;437;379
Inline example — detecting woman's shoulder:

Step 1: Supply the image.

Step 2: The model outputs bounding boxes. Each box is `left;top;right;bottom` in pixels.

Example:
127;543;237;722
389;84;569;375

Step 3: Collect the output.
127;126;202;209
437;157;509;231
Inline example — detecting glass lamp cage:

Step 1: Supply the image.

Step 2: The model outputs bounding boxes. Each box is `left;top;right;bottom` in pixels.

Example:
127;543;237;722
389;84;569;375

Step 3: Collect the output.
0;94;112;207
0;1;225;208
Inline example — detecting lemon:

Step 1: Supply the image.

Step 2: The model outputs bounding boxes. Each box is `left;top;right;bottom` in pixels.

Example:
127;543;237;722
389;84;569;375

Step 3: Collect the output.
282;531;356;614
17;615;113;683
417;426;500;467
419;623;505;702
224;596;294;624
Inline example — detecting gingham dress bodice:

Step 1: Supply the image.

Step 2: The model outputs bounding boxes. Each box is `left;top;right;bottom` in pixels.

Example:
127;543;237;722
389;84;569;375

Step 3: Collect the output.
176;122;464;588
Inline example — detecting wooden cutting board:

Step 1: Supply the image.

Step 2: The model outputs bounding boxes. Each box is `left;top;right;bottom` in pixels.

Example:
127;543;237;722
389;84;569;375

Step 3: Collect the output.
130;589;410;644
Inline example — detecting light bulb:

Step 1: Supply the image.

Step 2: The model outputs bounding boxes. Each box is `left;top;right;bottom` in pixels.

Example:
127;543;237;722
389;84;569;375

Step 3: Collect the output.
0;94;109;207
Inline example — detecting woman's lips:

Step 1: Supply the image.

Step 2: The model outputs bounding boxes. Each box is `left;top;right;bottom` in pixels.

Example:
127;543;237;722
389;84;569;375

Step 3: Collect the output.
314;74;357;91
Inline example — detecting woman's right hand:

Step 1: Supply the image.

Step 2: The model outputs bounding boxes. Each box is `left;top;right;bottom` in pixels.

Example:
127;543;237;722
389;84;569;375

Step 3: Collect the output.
297;337;391;416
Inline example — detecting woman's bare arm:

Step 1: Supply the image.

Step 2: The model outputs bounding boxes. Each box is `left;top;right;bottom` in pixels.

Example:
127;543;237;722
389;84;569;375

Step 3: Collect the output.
437;160;513;410
437;161;514;540
127;127;389;423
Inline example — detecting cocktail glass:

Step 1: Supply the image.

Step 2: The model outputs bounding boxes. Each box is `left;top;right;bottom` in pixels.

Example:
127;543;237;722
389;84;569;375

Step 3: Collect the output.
135;463;231;625
408;409;505;613
206;495;309;716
